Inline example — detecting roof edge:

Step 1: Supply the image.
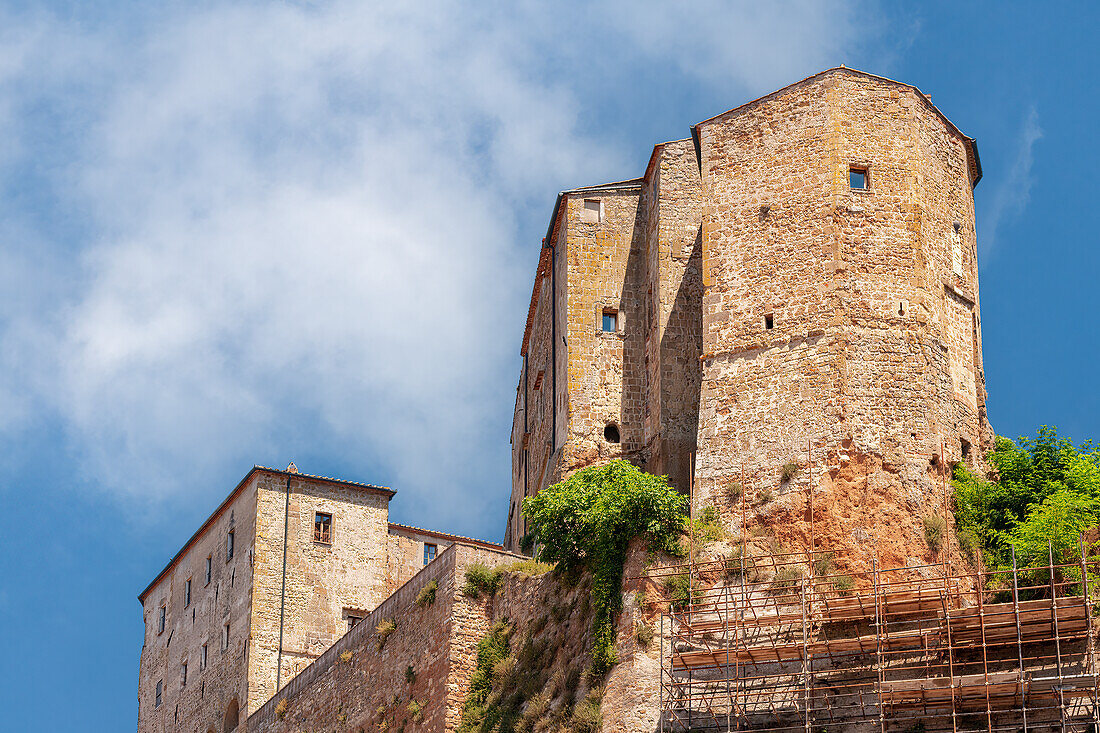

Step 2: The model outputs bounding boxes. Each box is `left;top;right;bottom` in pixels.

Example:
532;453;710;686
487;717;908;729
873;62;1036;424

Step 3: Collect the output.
138;466;394;603
387;522;504;550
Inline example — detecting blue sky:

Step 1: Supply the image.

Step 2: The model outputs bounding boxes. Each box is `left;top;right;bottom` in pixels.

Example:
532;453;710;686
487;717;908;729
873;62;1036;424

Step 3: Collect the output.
0;2;1096;729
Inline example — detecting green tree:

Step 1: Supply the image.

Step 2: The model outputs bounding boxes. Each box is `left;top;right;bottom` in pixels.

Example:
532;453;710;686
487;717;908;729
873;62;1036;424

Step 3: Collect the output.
522;460;687;676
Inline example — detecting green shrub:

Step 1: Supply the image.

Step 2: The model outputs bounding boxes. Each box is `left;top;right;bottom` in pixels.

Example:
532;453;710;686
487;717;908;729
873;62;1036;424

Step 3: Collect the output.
923;515;946;553
462;563;503;598
727;481;743;503
769;566;802;597
375;619;397;650
812;551;835;577
780;462;800;483
505;559;554;577
458;622;512;732
416;579;438;608
635;623;654;649
570;688;603;733
833;574;855;594
522;460;687;678
664;573;693;610
406;700;424;723
756;488;775;505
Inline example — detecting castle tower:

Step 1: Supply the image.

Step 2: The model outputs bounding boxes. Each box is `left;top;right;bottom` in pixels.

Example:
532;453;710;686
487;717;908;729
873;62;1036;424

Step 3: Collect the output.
692;69;989;568
507;68;991;564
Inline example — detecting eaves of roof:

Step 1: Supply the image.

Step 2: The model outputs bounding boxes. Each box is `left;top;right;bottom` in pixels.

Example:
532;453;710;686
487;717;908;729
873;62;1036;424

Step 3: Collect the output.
138;467;394;603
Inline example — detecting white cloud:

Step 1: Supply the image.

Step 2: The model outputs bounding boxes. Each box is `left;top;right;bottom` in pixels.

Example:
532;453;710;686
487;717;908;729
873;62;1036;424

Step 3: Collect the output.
980;105;1043;260
0;1;882;534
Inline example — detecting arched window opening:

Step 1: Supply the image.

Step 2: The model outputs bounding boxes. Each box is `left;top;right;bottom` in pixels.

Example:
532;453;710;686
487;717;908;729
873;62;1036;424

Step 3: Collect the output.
223;698;239;733
604;423;620;444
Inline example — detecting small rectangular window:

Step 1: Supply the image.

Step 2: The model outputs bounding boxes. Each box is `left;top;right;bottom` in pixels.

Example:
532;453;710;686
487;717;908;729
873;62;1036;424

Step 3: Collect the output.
155;680;162;708
347;614;363;632
849;166;868;190
200;644;208;670
424;543;437;565
314;512;333;544
158;605;166;634
180;662;187;687
602;309;618;333
226;531;234;562
581;198;603;224
184;579;191;607
764;313;774;330
205;556;212;585
223;622;230;650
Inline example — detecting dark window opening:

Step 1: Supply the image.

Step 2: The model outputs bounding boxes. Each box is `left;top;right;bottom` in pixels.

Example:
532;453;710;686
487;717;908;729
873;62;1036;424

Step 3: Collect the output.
961;439;971;461
184;579;191;607
155;680;163;708
201;644;208;669
313;512;333;544
424;543;437;565
205;556;212;585
604;423;620;443
849;165;866;188
602;309;618;333
764;313;774;330
181;662;187;687
226;530;234;562
223;622;229;650
898;301;906;317
850;166;868;190
158;605;166;634
347;614;363;633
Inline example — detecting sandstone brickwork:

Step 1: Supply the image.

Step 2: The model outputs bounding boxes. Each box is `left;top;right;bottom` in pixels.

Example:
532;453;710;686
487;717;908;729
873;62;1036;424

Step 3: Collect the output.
507;68;990;572
136;467;501;732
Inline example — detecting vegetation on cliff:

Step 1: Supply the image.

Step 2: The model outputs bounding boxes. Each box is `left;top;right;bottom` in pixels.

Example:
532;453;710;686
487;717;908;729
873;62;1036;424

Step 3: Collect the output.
522;460;687;676
953;426;1100;578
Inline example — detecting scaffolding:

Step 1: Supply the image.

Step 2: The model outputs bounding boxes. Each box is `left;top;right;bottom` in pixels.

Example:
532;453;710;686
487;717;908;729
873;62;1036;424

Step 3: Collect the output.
652;544;1099;733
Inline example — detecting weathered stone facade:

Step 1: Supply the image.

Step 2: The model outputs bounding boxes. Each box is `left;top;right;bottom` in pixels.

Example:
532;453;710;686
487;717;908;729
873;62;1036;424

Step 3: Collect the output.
138;67;997;733
507;68;991;570
136;466;501;732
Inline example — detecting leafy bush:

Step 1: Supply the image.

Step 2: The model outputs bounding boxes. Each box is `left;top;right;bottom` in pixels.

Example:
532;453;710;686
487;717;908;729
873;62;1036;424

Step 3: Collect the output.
462;563;503;598
274;698;288;721
923;515;946;553
769;566;802;597
406;700;424;723
339;650;353;663
953;427;1100;568
690;505;725;544
375;619;397;650
505;559;554;576
415;579;438;608
812;551;835;577
459;622;512;731
522;460;687;677
833;574;855;594
780;462;800;483
570;688;603;733
664;573;693;610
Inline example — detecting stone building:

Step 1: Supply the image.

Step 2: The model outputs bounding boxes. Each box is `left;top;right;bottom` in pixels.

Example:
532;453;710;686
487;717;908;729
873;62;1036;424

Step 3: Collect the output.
136;464;501;733
505;67;991;566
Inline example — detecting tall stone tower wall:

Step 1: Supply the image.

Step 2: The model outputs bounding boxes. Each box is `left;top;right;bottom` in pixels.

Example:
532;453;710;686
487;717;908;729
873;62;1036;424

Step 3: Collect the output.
693;70;988;570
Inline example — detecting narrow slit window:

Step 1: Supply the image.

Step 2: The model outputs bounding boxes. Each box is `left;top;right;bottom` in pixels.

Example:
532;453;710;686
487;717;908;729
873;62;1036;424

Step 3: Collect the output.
184;579;191;608
158;605;166;634
849;166;868;190
225;530;234;562
424;543;437;565
223;622;229;650
200;644;208;670
764;313;775;330
180;662;187;687
155;680;162;708
313;512;333;544
602;309;618;333
205;556;212;585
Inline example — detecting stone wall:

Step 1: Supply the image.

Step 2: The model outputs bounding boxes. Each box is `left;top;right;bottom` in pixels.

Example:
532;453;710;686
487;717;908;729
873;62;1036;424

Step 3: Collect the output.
137;476;257;733
248;543;524;733
248;473;394;712
692;69;987;573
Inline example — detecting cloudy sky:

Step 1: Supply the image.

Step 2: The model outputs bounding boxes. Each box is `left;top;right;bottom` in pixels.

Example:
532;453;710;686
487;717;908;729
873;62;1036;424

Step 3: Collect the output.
1;1;1097;728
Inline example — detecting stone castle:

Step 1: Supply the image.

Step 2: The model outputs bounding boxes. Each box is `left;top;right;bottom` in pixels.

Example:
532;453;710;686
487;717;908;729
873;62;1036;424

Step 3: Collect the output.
137;68;991;732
